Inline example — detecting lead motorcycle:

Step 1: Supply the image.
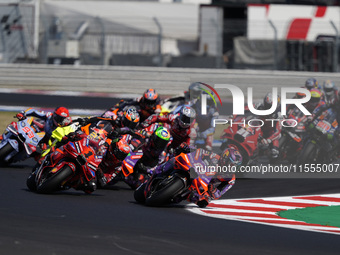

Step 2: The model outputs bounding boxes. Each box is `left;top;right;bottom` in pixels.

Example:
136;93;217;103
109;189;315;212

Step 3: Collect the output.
27;120;112;194
134;151;235;207
0;117;45;165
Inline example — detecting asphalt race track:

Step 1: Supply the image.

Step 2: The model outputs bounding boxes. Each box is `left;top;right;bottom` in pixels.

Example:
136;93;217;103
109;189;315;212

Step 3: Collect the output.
1;93;340;255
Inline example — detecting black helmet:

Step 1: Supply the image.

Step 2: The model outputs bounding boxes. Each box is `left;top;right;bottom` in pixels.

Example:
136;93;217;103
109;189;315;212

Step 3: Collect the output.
188;82;202;100
176;106;196;129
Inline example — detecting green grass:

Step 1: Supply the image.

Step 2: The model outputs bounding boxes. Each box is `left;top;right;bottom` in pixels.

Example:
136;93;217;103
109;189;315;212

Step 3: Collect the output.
0;112;17;133
278;205;340;228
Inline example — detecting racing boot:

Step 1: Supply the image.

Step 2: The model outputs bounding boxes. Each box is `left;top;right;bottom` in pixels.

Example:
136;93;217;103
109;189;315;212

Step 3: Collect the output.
96;168;108;188
76;178;97;194
269;146;280;164
125;172;147;190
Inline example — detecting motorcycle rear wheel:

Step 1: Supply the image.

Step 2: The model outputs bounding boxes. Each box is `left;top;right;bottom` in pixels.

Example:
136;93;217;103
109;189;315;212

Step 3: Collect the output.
36;165;73;194
145;176;185;207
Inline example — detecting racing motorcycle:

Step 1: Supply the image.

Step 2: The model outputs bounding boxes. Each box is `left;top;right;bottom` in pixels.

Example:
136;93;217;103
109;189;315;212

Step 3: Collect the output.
220;115;261;165
0;117;45;165
297;108;338;164
134;151;235;207
26;120;112;194
278;109;307;163
119;123;170;189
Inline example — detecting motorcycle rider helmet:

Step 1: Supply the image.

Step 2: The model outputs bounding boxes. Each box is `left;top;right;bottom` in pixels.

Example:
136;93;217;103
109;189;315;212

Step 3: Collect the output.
218;147;243;168
139;88;160;111
262;93;279;111
121;107;140;129
305;78;318;90
110;139;131;161
323;80;336;97
188;82;202;100
175;105;196;130
52;106;71;127
150;126;171;151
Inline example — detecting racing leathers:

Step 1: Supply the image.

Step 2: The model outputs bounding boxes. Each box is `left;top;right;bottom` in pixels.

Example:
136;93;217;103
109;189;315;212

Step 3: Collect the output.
256;106;282;162
141;113;190;152
191;101;219;151
187;149;235;207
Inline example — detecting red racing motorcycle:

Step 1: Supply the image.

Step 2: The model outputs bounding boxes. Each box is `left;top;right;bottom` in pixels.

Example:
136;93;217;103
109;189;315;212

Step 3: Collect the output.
220;115;262;165
27;121;112;194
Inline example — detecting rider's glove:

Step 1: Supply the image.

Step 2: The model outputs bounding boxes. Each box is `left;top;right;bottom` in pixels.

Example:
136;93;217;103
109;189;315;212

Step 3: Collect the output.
74;118;88;126
141;121;150;128
141;115;158;128
306;115;313;124
63;132;79;142
139;129;151;138
16;111;26;120
174;142;191;155
261;138;271;146
109;128;121;139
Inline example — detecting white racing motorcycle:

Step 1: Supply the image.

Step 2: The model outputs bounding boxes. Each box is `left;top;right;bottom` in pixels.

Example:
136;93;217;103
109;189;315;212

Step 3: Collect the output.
0;117;45;165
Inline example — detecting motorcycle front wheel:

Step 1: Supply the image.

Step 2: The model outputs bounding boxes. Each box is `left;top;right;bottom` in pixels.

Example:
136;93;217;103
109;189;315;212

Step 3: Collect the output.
134;182;147;204
0;143;15;164
145;176;185;207
36;165;73;194
297;142;317;165
26;173;37;191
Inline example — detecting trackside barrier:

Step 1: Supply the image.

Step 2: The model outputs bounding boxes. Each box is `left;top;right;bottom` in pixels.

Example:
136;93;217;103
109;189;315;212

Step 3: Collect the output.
0;64;340;98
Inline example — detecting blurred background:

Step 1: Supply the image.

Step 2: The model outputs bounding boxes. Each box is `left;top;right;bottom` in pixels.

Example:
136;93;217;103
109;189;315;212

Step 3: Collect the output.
1;0;340;72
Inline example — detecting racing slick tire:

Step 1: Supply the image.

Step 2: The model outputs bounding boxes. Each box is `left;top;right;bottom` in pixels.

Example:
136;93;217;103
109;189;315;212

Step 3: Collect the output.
0;143;15;164
36;165;73;194
145;176;185;207
134;182;147;204
298;142;317;165
26;173;37;191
